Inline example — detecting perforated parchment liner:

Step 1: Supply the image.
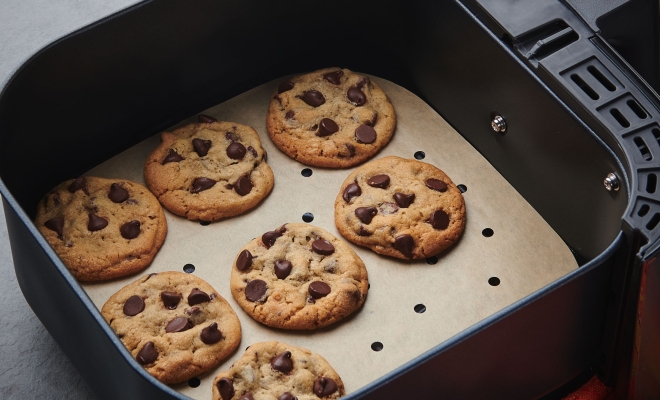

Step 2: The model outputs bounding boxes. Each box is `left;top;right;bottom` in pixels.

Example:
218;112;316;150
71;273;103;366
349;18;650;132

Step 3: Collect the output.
83;76;577;399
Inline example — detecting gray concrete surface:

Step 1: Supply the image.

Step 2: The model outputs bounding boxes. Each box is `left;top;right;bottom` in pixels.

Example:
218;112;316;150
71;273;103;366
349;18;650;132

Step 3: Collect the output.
0;1;138;398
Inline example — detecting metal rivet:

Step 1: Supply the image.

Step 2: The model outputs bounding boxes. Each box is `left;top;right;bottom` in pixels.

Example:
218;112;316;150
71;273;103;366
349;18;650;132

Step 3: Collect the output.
604;173;620;192
491;115;506;133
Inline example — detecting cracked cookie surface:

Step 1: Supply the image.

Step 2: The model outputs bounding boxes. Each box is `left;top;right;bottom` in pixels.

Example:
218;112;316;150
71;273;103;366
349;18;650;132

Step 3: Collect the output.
34;176;167;281
101;271;241;384
212;341;345;400
266;68;396;168
334;156;466;259
144;118;274;222
230;223;368;330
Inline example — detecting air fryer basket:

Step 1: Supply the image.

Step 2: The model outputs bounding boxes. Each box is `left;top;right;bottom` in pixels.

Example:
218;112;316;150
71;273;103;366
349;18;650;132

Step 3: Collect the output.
0;0;657;398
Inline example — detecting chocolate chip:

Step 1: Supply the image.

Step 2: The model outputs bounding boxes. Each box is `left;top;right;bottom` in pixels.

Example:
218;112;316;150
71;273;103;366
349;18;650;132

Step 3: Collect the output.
274;260;292;279
188;288;211;306
317;118;339;137
314;376;339;397
161;292;182;309
225;132;239;142
429;209;450;230
323;70;343;84
236;250;253;271
239;394;254;400
185;307;200;315
193;138;212;157
271;351;293;373
165;317;192;333
425;178;448;192
369;112;379;127
262;230;283;248
247;146;258;157
136;342;158;365
379;202;399;215
120;220;140;239
123;295;144;316
200;322;222;344
358;226;372;236
309;281;331;299
357;76;370;89
108;183;129;203
278;81;294;93
339;143;356;158
44;216;64;238
367;174;390;188
394;234;415;258
355;124;377;144
68;177;88;194
312;239;335;255
355;207;378;224
279;393;298;400
302;90;325;107
191;177;216;193
162;149;184;164
245;279;267;302
87;213;108;232
342;181;361;202
394;193;415;208
285;110;295;119
227;142;247;160
217;378;235;400
347;87;366;106
198;114;217;123
234;175;253;196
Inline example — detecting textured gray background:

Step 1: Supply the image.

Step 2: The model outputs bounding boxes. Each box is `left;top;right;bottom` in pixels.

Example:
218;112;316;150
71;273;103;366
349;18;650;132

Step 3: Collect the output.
0;1;138;398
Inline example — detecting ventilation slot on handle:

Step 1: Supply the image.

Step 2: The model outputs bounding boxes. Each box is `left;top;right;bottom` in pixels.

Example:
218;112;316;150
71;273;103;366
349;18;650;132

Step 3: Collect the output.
634;137;652;161
627;99;648;119
588;66;616;92
570;74;599;100
646;213;660;230
648;174;658;193
610;108;630;128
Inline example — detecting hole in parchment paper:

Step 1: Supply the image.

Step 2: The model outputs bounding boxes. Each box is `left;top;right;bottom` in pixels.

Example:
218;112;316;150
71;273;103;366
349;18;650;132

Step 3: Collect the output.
482;228;494;237
488;277;500;286
199;220;211;226
301;168;313;177
414;151;426;160
371;342;384;351
426;256;438;265
302;213;314;222
414;304;426;313
188;378;200;388
183;264;195;273
457;184;467;193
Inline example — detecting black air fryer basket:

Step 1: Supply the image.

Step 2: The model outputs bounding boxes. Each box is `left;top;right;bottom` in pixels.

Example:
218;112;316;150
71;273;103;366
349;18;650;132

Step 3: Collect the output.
1;0;659;398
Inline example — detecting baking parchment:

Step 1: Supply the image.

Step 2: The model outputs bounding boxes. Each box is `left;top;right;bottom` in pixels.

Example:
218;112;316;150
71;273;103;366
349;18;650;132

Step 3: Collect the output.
83;76;578;399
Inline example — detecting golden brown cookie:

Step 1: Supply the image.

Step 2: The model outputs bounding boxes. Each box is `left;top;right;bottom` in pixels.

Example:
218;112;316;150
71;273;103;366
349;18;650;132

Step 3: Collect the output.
334;156;466;259
144;117;274;222
212;341;345;400
266;68;396;168
101;271;241;384
230;223;368;330
34;176;167;281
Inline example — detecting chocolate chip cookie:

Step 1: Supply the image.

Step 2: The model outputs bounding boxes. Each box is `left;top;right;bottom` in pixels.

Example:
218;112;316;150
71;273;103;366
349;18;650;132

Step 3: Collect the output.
34;176;167;281
334;156;466;259
144;117;274;222
230;223;368;330
212;341;345;400
266;68;396;168
101;271;241;384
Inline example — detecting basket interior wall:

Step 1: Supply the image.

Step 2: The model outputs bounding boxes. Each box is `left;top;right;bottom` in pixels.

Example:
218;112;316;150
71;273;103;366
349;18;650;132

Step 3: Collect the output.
0;0;627;261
